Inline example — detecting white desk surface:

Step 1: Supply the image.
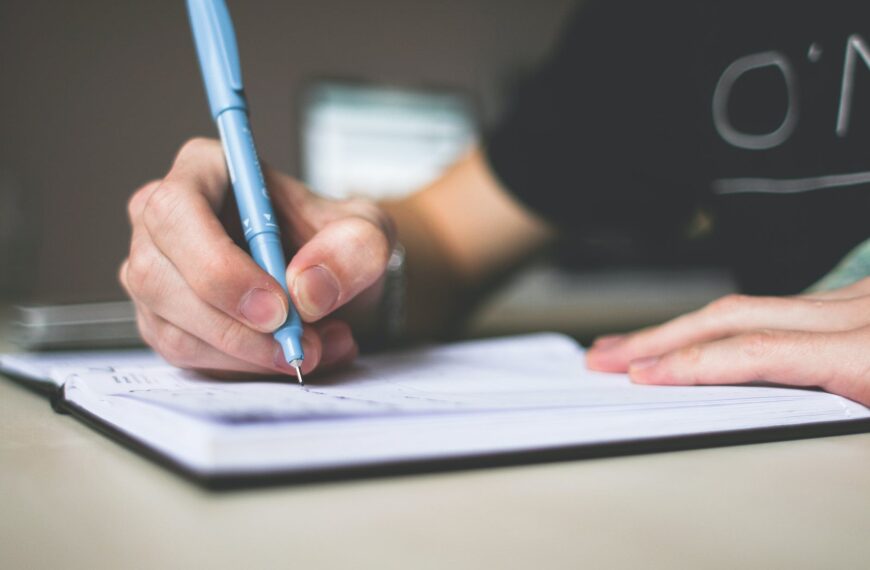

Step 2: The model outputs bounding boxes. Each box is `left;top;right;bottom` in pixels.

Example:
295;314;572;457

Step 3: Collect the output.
2;350;870;568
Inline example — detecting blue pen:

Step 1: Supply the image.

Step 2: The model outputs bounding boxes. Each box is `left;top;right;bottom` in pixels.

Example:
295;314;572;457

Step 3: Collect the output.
186;0;305;384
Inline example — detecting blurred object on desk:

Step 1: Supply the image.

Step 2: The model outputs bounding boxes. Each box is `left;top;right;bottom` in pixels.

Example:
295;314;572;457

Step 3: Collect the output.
466;264;736;342
11;301;142;350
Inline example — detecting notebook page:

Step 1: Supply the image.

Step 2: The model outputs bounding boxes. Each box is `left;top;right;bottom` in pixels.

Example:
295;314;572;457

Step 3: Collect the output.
59;333;870;474
0;349;162;386
65;333;854;422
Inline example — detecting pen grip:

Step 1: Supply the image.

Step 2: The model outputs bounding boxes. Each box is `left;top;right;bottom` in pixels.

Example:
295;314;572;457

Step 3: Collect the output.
250;232;303;345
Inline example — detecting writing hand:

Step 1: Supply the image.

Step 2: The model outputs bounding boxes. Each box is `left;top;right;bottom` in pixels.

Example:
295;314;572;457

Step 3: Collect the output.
120;138;395;376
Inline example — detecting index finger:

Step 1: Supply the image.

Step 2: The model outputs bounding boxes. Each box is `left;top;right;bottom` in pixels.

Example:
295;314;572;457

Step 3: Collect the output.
142;138;289;333
628;327;870;405
587;294;865;372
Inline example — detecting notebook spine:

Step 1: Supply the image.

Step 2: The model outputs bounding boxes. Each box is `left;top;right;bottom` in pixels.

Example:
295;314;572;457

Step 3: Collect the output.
50;383;68;414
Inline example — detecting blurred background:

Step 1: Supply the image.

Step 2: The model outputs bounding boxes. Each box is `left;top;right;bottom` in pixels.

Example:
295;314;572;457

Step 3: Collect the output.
0;0;733;345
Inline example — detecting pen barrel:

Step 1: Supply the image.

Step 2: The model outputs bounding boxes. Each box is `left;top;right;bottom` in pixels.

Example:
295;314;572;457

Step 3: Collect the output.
217;109;304;363
248;232;302;329
217;109;277;241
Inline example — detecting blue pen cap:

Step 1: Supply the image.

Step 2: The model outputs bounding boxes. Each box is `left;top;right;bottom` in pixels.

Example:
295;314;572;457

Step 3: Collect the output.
186;0;247;118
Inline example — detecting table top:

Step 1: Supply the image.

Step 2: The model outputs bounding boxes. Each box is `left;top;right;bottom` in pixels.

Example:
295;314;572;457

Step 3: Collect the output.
2;301;869;570
3;376;870;569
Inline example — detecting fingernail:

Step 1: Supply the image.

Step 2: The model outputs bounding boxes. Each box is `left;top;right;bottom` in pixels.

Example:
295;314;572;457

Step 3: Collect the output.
321;325;355;367
629;355;660;371
273;344;296;374
299;332;319;375
592;335;626;350
294;266;340;319
240;288;287;332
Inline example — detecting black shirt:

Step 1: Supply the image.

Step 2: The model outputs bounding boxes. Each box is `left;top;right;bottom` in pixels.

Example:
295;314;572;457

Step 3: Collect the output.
485;0;870;294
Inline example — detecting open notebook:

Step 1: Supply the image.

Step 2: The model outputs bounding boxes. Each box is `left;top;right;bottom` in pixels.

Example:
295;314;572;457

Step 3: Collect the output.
2;333;869;488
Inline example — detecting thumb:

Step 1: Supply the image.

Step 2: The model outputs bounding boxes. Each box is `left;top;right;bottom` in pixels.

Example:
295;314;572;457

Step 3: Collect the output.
286;215;394;322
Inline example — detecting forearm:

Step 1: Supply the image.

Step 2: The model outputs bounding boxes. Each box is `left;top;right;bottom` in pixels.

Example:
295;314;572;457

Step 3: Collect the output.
381;148;555;339
381;193;467;339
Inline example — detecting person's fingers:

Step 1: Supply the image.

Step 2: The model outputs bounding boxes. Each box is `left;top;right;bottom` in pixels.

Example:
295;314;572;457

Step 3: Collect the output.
123;240;303;374
628;326;870;406
121;139;371;377
140;138;290;333
199;320;358;378
313;319;359;371
127;180;162;225
587;293;869;372
160;137;231;209
124;253;356;377
132;297;329;376
286;208;396;322
131;246;358;374
132;301;275;374
265;167;322;246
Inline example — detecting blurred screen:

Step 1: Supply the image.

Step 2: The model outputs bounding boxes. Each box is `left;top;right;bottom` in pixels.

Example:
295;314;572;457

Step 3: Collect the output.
300;81;477;200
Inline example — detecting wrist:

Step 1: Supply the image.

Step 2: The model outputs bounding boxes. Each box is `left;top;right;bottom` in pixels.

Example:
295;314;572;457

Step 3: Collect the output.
353;243;406;351
376;243;406;345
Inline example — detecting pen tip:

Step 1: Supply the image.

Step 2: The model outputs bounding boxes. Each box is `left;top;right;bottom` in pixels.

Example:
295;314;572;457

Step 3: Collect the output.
293;365;304;386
